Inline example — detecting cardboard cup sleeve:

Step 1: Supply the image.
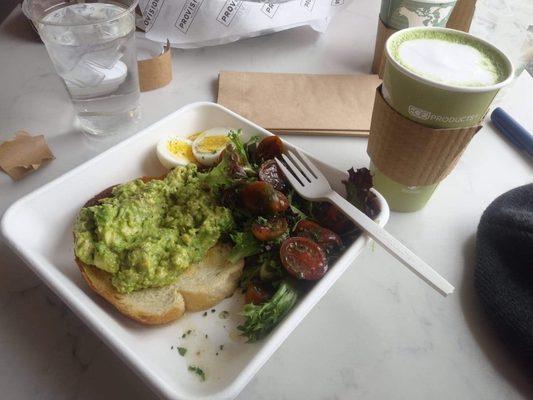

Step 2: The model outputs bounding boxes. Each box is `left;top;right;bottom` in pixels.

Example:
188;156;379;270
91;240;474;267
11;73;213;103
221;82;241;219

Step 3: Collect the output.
137;40;172;92
367;86;482;187
371;18;398;79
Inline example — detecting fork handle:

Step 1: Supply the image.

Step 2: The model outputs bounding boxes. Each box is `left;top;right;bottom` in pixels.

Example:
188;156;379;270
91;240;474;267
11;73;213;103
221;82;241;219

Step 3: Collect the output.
327;192;455;296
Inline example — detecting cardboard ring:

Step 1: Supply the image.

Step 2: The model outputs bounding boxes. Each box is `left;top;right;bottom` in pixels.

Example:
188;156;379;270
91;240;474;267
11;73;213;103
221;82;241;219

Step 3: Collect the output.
371;18;398;79
367;86;482;187
137;39;172;92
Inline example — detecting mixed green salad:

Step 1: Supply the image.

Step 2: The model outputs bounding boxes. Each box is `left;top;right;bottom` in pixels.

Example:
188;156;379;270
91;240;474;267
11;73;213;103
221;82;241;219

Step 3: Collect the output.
210;130;380;342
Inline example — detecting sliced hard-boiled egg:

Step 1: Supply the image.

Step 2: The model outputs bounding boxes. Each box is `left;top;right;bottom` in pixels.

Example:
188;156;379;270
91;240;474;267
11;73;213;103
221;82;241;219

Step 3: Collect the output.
156;136;196;169
187;131;203;141
192;127;232;167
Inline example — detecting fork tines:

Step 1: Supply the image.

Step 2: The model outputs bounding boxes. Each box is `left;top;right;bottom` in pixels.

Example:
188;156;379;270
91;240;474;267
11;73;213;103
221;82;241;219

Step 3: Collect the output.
277;150;319;186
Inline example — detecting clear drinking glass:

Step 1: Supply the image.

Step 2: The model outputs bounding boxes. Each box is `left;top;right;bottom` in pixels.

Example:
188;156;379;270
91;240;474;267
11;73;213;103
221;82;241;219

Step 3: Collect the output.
27;0;140;135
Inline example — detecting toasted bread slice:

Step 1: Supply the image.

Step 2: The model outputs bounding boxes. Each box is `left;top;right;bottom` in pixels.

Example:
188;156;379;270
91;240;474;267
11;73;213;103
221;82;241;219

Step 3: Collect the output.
75;178;244;325
172;244;245;312
77;244;243;325
78;260;186;325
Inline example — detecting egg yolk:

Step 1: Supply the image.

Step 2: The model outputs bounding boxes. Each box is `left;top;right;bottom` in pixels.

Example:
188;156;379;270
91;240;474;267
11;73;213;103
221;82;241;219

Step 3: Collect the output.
197;135;229;153
187;131;202;141
167;140;195;162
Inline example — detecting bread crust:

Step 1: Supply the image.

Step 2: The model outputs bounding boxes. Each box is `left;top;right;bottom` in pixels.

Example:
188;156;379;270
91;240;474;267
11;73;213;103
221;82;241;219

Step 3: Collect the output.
77;260;187;325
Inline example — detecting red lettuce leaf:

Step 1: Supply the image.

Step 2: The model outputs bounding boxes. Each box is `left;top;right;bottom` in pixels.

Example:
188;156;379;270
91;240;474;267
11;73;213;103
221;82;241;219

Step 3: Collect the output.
343;167;380;219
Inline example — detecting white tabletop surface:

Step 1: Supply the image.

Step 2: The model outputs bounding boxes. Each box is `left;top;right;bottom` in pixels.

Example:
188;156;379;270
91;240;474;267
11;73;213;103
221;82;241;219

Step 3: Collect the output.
1;2;533;399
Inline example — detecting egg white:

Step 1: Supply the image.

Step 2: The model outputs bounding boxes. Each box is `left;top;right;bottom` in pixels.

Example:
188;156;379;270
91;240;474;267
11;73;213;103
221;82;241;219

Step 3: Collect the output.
192;127;233;167
156;136;194;169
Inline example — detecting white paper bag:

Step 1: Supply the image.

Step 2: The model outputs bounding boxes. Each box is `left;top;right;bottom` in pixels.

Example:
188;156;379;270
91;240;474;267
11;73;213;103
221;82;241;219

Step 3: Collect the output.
137;0;352;48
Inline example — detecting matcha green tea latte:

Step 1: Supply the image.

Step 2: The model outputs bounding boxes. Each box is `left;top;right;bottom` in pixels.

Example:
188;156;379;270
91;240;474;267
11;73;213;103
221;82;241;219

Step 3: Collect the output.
383;27;513;128
373;27;513;212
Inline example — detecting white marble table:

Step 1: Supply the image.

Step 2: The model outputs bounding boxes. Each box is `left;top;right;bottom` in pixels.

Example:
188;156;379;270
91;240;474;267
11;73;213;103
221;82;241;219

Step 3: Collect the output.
1;2;533;399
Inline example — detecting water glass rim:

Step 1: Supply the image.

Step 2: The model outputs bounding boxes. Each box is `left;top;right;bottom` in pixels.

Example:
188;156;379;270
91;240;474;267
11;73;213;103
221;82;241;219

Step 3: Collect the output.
25;0;138;27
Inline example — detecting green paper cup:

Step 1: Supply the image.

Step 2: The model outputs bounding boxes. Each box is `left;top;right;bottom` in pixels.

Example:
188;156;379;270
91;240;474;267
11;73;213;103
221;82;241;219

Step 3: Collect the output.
380;0;457;30
370;163;438;212
373;27;514;212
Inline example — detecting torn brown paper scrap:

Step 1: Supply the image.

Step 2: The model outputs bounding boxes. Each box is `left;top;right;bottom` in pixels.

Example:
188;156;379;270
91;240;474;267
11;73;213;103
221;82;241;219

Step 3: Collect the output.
0;131;55;180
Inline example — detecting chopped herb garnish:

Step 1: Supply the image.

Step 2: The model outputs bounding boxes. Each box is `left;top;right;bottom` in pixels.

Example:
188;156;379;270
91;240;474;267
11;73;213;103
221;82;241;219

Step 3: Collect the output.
188;365;206;382
187;329;192;335
177;347;187;356
181;333;186;338
219;311;230;319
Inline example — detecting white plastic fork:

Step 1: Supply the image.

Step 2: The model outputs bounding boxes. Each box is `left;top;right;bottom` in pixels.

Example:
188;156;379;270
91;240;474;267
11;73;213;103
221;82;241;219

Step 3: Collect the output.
275;150;455;297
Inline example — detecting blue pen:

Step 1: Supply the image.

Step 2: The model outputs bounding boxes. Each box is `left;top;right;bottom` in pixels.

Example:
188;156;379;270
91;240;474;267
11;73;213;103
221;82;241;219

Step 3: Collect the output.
491;107;533;158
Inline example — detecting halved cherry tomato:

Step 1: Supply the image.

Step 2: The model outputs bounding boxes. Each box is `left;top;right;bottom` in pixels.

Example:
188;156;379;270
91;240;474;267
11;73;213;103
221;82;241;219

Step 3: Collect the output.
258;159;286;192
245;282;272;305
294;219;342;255
314;203;355;234
280;237;327;280
240;181;289;214
255;136;283;164
252;216;288;241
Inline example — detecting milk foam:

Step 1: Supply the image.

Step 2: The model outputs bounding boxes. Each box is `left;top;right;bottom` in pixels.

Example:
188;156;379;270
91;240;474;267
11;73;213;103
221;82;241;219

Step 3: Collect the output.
397;38;500;87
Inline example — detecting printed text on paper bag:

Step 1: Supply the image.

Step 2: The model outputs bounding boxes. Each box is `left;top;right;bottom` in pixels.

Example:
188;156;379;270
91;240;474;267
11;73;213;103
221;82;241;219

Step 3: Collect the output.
261;3;280;18
175;0;204;34
301;0;316;11
142;0;165;31
217;1;243;27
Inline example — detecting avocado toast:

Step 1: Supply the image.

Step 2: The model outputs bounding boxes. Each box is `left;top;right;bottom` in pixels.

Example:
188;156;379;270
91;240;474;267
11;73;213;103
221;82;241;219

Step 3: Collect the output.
74;173;244;325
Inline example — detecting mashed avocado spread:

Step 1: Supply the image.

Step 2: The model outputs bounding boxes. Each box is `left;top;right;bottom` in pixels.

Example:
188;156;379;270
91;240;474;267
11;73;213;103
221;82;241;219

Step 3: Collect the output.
73;165;233;294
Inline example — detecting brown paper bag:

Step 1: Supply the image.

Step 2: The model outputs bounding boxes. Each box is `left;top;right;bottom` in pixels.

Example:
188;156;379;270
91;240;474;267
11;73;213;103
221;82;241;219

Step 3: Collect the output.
372;19;397;78
446;0;477;32
217;71;381;136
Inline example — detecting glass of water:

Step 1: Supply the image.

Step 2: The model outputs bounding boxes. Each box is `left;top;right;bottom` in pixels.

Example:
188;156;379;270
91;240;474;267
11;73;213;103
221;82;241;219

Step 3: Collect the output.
27;0;140;135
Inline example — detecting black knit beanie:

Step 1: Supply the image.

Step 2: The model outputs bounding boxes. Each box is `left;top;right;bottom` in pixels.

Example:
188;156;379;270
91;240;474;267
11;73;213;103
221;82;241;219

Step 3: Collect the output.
474;183;533;370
